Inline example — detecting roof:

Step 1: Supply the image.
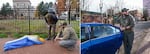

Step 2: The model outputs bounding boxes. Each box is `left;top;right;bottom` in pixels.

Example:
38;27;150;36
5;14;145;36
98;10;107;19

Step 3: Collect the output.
13;0;30;2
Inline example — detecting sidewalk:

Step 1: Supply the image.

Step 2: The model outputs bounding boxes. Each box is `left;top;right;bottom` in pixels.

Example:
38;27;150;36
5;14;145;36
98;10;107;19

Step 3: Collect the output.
136;29;150;54
118;29;148;54
137;21;150;24
0;38;80;54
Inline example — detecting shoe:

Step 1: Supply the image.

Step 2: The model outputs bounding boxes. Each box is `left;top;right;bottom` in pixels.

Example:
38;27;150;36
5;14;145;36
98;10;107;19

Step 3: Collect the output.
67;47;74;51
45;38;51;40
67;46;75;51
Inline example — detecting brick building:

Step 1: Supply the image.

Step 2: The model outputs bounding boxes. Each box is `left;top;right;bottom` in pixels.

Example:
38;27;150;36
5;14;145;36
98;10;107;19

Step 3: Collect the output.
143;0;150;20
81;11;103;23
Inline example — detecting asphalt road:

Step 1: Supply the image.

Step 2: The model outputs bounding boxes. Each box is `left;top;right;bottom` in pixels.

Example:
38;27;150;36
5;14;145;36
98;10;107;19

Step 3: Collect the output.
134;21;150;32
134;21;150;54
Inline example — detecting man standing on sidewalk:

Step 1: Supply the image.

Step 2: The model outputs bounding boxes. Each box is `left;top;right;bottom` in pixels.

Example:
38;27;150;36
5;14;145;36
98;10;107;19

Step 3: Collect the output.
118;8;135;54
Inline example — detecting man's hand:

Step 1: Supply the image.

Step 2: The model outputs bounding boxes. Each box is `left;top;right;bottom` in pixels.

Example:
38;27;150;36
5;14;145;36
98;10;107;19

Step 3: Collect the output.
114;24;120;27
126;26;131;29
121;27;125;31
54;38;62;41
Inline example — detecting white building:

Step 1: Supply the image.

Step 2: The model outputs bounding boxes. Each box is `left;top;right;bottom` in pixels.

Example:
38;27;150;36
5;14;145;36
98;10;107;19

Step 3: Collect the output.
13;0;35;19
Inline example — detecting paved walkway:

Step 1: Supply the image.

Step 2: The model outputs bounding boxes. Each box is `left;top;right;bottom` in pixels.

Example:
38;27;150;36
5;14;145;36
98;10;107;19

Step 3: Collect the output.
0;38;80;54
117;21;150;54
136;29;150;54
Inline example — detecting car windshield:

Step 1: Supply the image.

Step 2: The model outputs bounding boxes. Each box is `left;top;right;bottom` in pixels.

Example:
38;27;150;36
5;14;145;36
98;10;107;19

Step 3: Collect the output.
81;25;120;42
92;26;120;38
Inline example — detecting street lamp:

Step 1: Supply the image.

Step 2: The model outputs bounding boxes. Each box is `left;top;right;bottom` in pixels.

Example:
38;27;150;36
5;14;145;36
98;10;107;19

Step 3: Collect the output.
99;0;103;23
99;0;103;14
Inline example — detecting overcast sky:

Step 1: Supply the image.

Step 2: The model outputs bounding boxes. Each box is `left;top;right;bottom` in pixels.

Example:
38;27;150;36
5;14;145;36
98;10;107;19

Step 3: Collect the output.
0;0;56;8
87;0;143;12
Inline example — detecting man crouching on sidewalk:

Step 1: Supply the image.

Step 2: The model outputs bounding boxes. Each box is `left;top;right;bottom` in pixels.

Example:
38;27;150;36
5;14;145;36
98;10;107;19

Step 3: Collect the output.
55;22;78;51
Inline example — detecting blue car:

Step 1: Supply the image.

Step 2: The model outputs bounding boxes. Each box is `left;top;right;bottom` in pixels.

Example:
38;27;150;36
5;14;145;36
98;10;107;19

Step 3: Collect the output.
81;23;123;54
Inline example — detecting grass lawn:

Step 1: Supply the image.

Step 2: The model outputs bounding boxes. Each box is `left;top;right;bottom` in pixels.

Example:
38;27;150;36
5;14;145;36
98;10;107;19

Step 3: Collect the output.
0;19;80;38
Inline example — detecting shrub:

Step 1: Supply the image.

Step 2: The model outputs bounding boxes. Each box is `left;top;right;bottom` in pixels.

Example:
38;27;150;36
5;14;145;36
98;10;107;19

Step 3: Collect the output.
34;33;48;38
13;33;24;38
39;34;48;38
0;33;7;38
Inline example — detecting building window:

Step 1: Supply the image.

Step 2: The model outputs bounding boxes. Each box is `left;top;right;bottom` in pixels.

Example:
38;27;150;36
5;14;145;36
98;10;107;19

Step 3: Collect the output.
21;13;23;16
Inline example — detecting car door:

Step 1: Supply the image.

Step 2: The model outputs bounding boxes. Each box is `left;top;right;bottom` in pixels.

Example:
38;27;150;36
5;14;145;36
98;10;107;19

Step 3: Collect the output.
81;26;92;54
89;25;122;54
81;24;122;54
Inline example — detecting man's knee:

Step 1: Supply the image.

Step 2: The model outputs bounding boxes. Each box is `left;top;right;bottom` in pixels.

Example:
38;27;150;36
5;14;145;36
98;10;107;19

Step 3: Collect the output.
59;41;66;47
59;40;76;48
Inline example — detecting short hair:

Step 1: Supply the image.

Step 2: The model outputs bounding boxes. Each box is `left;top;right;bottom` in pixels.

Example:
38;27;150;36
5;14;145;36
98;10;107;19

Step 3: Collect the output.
62;22;67;26
121;8;129;12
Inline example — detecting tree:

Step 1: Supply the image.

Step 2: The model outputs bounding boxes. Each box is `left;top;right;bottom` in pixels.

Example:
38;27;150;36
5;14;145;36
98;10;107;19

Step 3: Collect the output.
70;0;78;10
42;2;49;16
0;3;13;16
34;1;44;18
37;1;44;16
34;8;40;18
56;0;66;16
107;7;114;16
143;8;148;21
35;1;54;17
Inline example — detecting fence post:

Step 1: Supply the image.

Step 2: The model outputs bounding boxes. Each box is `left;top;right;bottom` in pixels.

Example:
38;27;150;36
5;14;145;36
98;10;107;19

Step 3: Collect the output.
28;6;31;35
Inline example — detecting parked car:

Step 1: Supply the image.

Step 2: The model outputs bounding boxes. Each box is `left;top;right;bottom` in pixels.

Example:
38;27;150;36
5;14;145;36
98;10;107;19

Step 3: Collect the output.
81;23;123;54
59;12;68;20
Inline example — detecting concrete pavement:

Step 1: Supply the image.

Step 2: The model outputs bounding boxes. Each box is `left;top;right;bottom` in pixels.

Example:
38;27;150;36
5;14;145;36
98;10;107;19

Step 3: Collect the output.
136;29;150;54
118;21;150;54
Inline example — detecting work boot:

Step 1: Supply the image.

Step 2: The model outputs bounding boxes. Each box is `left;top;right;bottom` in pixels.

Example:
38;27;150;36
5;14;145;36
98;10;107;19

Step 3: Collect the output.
67;46;75;51
45;38;51;40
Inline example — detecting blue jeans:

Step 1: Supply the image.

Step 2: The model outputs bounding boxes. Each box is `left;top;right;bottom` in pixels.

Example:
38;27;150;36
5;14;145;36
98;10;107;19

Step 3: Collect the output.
59;40;76;48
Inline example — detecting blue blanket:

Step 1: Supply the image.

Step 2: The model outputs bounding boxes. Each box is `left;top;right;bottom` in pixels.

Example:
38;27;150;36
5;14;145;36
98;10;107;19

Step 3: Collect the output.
4;36;43;51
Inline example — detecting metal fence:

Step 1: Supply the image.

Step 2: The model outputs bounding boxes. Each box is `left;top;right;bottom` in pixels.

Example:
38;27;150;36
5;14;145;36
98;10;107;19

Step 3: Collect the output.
0;9;79;36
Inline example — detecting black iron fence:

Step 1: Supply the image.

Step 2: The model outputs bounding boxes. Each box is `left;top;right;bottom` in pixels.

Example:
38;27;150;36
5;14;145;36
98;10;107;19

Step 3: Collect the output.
0;8;79;36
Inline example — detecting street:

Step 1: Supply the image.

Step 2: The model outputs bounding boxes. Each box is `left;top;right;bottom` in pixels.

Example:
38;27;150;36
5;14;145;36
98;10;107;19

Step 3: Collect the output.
134;21;150;54
134;21;150;32
135;21;150;54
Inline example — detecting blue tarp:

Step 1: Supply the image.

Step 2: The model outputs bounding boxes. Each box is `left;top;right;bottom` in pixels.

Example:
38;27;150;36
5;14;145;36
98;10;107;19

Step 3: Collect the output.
4;36;43;51
81;23;123;54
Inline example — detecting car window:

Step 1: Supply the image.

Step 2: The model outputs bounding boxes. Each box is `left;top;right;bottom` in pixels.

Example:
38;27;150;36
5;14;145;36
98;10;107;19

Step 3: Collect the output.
81;25;120;42
92;26;120;39
81;27;90;42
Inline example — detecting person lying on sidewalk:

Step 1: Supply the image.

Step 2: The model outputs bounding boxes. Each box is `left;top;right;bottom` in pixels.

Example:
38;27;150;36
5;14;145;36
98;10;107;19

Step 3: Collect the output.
55;22;78;51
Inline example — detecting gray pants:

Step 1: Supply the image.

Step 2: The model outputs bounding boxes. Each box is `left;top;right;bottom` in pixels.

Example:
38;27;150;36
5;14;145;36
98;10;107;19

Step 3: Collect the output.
59;40;76;48
123;30;134;54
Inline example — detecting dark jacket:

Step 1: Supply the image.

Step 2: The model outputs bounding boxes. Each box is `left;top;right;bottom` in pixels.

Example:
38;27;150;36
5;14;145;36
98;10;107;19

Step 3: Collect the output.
118;14;135;31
